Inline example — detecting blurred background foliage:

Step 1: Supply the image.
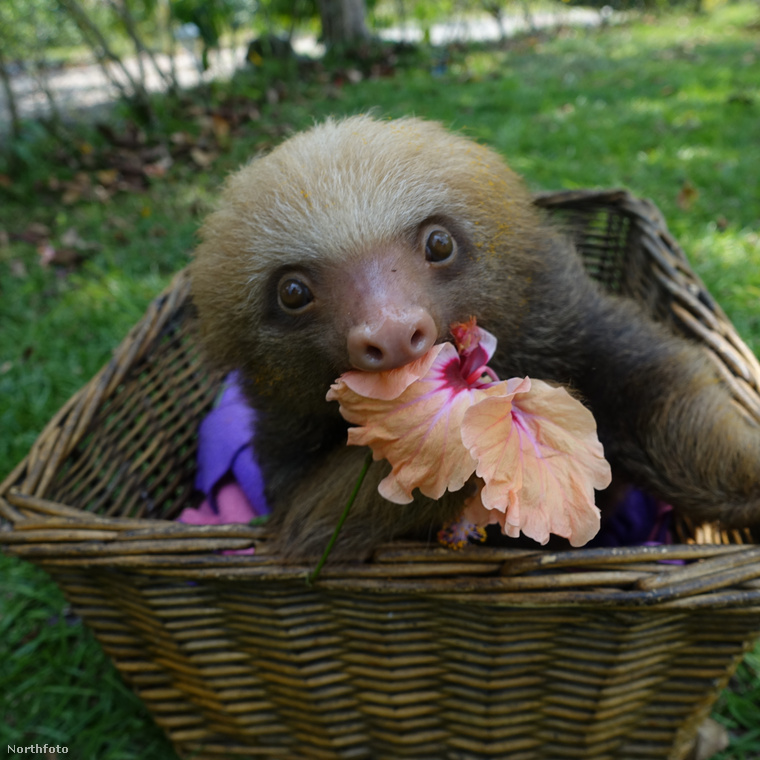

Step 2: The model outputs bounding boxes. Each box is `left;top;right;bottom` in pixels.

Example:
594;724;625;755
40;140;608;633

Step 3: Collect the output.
0;0;725;147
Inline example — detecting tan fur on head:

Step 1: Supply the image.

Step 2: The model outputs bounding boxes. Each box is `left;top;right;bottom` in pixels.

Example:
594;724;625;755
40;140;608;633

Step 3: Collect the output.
205;115;534;262
191;115;544;414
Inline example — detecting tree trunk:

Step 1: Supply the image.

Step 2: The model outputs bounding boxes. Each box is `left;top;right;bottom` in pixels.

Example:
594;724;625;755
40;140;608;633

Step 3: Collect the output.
109;0;177;95
58;0;153;119
30;60;63;134
162;0;181;94
0;48;22;142
317;0;370;48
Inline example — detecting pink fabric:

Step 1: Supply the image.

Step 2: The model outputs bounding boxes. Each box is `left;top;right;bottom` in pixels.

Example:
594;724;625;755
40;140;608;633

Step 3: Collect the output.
178;481;258;525
178;481;257;555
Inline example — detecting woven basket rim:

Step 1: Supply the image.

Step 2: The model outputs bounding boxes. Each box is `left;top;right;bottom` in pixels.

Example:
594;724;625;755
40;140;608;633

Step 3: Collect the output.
3;188;760;611
4;465;760;611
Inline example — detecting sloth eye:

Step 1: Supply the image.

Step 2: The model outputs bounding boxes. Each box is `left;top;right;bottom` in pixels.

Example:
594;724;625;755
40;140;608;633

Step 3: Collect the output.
425;229;455;263
278;277;313;312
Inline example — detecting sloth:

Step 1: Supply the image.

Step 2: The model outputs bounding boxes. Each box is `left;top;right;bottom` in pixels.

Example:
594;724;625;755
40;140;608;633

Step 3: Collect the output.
190;114;760;561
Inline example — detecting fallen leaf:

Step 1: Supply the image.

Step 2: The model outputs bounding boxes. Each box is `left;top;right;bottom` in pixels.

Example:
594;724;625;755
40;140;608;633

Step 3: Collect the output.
688;717;729;760
143;157;172;178
60;227;101;252
170;131;194;146
677;180;699;210
108;215;130;230
211;113;231;143
93;185;112;203
96;168;119;186
23;222;52;242
62;172;92;205
38;242;83;268
190;148;218;168
10;259;28;278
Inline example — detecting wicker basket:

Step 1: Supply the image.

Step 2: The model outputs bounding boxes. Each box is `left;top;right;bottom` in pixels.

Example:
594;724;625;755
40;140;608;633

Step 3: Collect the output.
3;189;760;760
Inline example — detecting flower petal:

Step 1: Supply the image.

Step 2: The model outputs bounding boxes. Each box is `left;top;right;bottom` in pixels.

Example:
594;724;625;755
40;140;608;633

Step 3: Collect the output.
451;319;499;383
328;345;445;402
450;318;497;363
329;343;506;503
461;379;610;546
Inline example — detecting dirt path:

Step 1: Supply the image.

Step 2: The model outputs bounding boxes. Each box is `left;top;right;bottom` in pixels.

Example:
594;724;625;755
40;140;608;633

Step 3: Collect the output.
0;9;605;130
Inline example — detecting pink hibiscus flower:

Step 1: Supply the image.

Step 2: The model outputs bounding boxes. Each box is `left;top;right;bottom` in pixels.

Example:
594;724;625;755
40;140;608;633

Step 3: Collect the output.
327;319;611;546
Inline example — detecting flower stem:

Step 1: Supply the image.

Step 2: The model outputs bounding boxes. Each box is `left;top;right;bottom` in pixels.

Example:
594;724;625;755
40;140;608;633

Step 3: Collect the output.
306;450;374;585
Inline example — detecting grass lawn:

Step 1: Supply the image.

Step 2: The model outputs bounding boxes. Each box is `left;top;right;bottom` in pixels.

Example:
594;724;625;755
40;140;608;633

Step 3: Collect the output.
1;2;759;757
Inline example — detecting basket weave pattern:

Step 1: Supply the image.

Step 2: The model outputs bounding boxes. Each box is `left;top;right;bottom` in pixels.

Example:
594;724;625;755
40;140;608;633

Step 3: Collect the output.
2;190;760;760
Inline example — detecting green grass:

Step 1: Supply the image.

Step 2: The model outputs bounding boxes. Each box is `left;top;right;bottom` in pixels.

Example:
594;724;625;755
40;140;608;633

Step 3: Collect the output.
1;2;759;756
0;559;176;757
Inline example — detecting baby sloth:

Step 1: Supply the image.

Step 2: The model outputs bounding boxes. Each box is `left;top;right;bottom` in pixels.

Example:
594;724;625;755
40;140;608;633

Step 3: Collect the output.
191;115;760;561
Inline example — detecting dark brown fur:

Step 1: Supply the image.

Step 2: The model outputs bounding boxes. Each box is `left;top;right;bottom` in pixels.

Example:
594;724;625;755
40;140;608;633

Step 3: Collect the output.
191;115;760;561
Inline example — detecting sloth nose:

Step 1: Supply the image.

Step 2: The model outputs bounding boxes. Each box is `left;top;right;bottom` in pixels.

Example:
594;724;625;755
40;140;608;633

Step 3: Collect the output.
347;310;437;371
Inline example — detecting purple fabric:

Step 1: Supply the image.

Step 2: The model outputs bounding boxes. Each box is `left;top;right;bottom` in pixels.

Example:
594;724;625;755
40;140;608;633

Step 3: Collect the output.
193;373;269;518
591;486;673;547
